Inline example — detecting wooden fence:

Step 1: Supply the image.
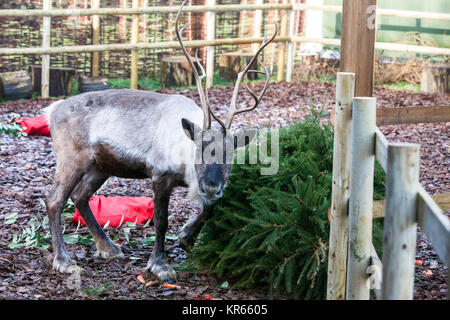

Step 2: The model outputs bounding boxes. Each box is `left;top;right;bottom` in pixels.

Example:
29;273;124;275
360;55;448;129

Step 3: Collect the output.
328;72;450;300
1;2;450;97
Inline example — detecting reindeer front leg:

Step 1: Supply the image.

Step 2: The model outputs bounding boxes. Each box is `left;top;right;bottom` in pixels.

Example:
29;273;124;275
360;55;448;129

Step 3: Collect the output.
145;175;177;281
179;204;214;249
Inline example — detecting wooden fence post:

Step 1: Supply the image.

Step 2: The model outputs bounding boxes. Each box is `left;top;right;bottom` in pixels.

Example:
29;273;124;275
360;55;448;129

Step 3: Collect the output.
41;0;51;98
91;0;100;77
277;0;289;82
252;0;263;54
130;0;139;89
346;97;376;300
340;0;377;97
206;0;216;88
327;72;355;300
382;143;420;300
119;0;127;39
140;0;149;43
285;0;296;82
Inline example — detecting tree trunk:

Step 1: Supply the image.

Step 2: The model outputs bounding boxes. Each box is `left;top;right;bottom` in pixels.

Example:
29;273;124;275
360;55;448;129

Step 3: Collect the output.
30;66;76;97
78;75;109;93
218;51;258;81
421;65;449;94
0;70;32;101
160;55;197;88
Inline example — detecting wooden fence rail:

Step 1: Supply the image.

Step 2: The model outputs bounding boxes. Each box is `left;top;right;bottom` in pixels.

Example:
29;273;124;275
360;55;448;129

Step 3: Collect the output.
328;71;450;300
293;3;450;21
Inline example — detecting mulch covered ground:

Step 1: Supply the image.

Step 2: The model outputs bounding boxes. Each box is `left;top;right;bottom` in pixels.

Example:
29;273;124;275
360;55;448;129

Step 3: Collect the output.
0;81;448;300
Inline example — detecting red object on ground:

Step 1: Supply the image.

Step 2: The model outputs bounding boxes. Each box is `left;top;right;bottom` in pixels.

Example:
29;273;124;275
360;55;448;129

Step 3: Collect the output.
72;195;154;227
16;114;51;136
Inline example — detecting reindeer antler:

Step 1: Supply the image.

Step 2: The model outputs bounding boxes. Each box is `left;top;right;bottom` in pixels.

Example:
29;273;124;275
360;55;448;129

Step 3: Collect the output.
175;0;226;132
225;25;278;129
176;0;277;131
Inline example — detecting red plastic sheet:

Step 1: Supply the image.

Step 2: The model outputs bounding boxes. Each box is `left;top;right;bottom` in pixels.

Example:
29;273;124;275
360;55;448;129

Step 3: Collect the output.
72;195;154;227
16;114;51;136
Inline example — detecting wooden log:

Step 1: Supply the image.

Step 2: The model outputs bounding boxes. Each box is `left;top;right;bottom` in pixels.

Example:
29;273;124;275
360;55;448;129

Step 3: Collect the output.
160;55;198;88
382;143;420;300
327;72;355;300
346;97;376;300
340;0;377;97
218;51;258;81
30;66;76;97
78;75;109;93
421;65;449;94
0;71;32;101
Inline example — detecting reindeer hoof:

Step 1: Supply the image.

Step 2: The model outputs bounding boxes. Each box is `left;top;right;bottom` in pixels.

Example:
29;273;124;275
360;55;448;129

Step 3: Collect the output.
145;256;177;281
94;242;124;260
178;225;196;250
53;255;81;274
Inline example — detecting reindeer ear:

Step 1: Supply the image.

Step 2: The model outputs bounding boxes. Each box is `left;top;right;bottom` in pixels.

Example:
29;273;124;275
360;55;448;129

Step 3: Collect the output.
181;118;201;141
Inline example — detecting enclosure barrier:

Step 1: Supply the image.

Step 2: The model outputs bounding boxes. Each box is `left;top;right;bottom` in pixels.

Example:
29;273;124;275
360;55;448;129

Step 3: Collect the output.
328;72;450;300
1;3;450;97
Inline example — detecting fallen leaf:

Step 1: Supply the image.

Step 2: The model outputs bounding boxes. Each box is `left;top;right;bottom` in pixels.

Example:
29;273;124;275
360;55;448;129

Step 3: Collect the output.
162;282;182;290
145;280;159;287
137;275;146;284
423;270;433;276
415;259;424;266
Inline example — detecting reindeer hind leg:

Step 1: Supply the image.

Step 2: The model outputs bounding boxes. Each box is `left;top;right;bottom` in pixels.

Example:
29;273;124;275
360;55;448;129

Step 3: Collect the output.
70;167;124;260
46;162;87;273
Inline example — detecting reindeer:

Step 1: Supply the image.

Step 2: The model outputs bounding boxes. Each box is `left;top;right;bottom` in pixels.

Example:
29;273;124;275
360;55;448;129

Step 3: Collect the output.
44;1;277;281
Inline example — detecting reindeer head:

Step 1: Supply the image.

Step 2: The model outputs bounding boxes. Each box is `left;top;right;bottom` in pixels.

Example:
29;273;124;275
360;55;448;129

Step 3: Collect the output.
175;0;277;202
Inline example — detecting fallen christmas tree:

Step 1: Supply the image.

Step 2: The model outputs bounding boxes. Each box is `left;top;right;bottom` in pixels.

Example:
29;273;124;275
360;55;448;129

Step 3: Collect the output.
189;108;385;299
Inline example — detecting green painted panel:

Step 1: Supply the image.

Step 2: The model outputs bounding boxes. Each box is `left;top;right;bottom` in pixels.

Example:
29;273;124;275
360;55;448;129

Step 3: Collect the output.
322;0;450;49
